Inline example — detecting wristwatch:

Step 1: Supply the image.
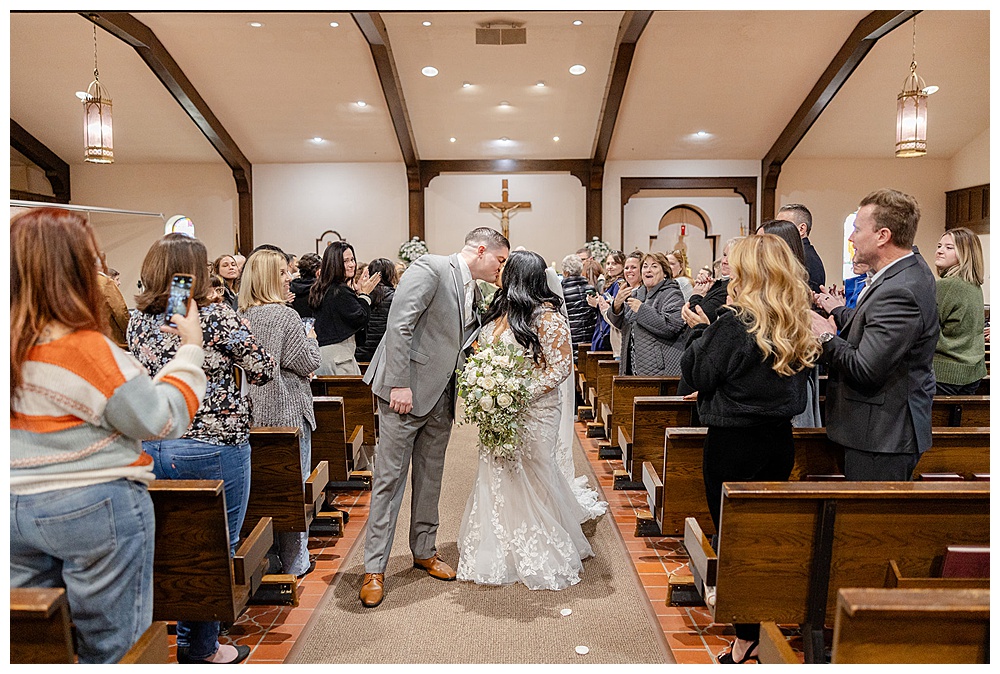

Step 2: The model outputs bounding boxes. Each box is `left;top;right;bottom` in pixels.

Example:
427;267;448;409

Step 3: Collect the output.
819;332;835;344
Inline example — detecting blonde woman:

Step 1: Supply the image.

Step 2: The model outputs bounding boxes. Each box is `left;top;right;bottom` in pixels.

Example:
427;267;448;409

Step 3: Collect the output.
932;227;987;395
666;249;694;301
238;250;322;577
680;234;821;664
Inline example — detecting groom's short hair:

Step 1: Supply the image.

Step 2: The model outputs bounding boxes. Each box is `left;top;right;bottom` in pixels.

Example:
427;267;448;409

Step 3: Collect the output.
465;227;510;252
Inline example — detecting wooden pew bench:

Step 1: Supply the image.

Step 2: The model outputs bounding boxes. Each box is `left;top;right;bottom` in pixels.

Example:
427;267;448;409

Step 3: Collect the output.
929;395;990;426
587;357;620;438
313;395;365;488
610;376;680;458
311;375;378;473
683;481;989;663
617;396;699;490
150;479;273;622
10;587;169;663
831;587;989;663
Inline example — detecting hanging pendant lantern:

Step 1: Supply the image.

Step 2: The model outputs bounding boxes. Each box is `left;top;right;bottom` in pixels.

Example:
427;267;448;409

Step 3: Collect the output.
83;24;114;163
895;19;927;158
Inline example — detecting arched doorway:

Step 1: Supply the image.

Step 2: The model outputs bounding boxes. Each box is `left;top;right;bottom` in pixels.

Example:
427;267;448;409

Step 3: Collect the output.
649;205;719;277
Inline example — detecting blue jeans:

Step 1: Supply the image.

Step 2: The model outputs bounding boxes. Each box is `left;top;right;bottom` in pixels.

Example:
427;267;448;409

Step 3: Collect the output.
10;479;155;664
143;438;251;659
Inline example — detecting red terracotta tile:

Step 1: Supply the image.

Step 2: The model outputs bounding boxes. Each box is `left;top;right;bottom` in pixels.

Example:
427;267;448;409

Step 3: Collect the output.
638;572;669;586
664;632;710;650
248;641;294;661
670;650;717;664
657;614;692;632
644;585;668;601
260;623;304;643
634;561;667;574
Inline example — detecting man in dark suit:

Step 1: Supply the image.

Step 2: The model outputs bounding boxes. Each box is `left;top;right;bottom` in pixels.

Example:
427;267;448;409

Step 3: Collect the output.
778;203;826;293
812;189;938;480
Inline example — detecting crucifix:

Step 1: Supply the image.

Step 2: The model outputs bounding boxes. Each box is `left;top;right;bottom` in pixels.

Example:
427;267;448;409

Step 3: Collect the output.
479;179;531;240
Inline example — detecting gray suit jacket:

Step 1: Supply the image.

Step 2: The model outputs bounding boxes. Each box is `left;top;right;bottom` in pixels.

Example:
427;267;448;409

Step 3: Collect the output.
822;253;938;455
363;253;471;417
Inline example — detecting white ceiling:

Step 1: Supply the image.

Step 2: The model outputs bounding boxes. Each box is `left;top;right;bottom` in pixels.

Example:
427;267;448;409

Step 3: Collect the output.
9;9;990;170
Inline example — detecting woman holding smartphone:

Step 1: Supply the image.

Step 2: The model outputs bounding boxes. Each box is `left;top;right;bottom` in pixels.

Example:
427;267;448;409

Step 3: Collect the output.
588;250;626;352
129;233;275;665
239;249;322;577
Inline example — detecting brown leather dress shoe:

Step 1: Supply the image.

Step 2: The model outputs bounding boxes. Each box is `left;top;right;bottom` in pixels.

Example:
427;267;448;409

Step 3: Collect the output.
413;554;457;581
359;573;385;607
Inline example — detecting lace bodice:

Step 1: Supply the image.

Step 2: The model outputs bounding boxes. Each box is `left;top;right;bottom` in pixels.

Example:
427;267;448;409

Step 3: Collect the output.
481;307;572;401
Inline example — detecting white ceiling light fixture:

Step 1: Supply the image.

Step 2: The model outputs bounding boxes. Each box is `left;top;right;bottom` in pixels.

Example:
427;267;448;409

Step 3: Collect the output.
553;136;560;142
422;66;439;77
569;64;586;75
449;137;456;143
573;20;583;26
896;16;928;158
247;22;263;28
310;137;326;144
356;100;367;108
536;81;546;87
75;91;88;100
462;81;472;88
695;131;710;138
422;21;432;27
922;85;939;95
499;100;510;107
83;22;113;164
500;137;510;142
329;22;339;28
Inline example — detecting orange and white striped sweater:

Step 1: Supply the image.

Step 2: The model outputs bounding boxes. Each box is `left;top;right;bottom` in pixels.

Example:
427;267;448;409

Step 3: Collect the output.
10;330;207;494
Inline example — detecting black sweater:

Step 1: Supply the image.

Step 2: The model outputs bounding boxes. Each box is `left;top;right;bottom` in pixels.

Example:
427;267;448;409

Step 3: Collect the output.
290;277;315;318
355;286;394;363
681;308;808;427
686;278;729;323
313;282;371;347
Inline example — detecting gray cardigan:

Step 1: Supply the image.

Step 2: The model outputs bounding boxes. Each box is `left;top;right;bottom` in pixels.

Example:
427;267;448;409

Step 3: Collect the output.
607;278;687;376
240;303;322;430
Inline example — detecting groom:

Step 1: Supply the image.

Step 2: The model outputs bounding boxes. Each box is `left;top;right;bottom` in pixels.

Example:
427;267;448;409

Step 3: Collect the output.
360;227;509;607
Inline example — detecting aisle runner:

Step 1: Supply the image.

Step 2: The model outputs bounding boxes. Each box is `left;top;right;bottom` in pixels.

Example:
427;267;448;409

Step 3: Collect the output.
291;417;672;664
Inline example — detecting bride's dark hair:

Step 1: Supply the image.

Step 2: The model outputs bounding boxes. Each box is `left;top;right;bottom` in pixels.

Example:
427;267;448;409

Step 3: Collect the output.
481;250;563;364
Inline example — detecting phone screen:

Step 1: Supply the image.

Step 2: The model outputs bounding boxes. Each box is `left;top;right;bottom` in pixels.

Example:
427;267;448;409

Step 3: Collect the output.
165;274;193;325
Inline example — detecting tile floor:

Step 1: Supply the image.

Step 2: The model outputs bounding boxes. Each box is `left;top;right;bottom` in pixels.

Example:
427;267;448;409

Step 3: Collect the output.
163;418;801;664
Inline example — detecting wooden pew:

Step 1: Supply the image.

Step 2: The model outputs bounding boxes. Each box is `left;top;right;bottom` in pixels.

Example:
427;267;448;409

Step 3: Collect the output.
311;375;377;471
610;376;680;456
149;479;273;622
588;357;620;438
758;621;800;664
244;427;327;541
929;395;990;426
575;344;590;398
583;350;614;409
621;396;698;486
831;588;989;663
913;427;990;478
313;395;363;484
683;481;989;663
10;588;169;664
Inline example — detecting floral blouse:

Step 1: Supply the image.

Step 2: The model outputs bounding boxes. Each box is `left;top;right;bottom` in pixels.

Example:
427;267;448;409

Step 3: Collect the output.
128;302;275;446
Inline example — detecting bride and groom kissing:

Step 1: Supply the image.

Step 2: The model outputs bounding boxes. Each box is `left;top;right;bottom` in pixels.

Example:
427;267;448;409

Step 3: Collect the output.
360;227;606;607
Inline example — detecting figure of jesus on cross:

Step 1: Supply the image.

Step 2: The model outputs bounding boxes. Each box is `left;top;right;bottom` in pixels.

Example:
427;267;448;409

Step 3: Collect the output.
480;179;531;240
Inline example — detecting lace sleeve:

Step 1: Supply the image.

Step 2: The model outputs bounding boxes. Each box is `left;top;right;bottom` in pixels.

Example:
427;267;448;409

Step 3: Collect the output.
528;309;572;399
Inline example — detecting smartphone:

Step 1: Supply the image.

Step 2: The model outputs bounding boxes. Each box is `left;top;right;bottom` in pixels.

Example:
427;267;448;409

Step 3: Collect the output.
302;317;316;334
165;273;194;326
586;288;597;296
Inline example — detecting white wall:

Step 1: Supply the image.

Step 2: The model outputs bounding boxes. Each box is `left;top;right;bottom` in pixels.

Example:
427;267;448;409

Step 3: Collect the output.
253;163;408;264
70;162;237;307
424;173;585;265
947;127;991;305
622;195;749;274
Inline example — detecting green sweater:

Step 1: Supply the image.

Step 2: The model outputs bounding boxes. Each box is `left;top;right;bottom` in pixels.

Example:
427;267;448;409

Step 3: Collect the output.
933;275;987;385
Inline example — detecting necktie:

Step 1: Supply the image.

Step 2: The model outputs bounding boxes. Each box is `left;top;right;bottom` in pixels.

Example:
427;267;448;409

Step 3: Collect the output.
856;274;874;303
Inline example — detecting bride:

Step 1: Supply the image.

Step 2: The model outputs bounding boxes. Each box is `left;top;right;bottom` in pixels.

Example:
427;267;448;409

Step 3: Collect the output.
457;250;605;590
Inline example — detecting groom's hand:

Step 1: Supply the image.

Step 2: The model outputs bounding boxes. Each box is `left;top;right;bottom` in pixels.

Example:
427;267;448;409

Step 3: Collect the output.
389;387;413;415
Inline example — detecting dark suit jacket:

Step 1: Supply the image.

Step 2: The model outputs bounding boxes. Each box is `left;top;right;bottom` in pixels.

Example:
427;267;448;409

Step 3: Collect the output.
802;237;826;293
821;253;938;455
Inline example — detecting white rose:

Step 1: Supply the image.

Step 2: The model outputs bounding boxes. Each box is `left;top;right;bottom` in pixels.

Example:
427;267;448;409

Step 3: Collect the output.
496;392;513;408
495;354;510;368
479;395;494;411
465;370;478;385
481;364;494;376
495;373;506;384
505;379;518;391
482;376;496;390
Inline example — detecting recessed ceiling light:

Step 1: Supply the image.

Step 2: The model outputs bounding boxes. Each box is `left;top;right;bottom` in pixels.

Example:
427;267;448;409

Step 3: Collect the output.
247;22;263;28
553;136;560;142
75;91;88;100
536;81;546;87
922;85;939;95
329;22;339;28
499;101;510;107
569;64;586;75
694;131;712;139
356;101;367;107
422;66;439;77
422;21;432;27
462;81;471;88
573;20;583;26
449;137;457;143
310;137;326;144
500;137;510;142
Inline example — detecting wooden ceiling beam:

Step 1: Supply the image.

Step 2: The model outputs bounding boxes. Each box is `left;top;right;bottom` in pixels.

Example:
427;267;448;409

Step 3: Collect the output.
10;118;71;203
761;10;918;218
593;11;653;165
83;12;255;253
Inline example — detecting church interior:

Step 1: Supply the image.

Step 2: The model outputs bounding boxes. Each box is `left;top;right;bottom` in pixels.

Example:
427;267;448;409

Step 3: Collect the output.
9;7;991;666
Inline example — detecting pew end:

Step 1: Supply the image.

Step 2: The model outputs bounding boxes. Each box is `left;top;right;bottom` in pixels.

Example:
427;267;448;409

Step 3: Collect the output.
758;621;800;664
232;516;274;591
831;587;990;663
10;587;74;663
884;559;990;591
682;517;718;607
118;621;169;664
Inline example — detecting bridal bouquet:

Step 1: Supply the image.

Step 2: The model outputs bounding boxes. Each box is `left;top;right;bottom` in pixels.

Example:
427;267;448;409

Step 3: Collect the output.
456;342;533;461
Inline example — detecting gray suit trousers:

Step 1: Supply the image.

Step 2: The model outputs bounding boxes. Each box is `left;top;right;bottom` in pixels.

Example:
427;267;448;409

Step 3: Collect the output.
364;386;454;573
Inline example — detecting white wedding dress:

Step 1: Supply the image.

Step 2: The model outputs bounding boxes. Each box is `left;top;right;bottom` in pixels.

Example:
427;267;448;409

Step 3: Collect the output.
457;308;605;590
